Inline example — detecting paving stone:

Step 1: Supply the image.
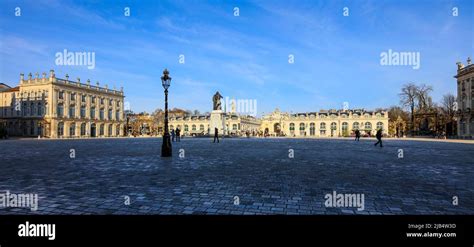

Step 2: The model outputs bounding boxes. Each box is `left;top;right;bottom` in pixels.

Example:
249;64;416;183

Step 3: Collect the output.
0;138;472;215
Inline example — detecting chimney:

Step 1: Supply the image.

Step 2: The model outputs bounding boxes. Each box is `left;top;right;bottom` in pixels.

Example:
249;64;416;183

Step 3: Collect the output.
65;74;69;82
28;72;32;81
468;57;472;66
42;72;46;82
20;73;24;84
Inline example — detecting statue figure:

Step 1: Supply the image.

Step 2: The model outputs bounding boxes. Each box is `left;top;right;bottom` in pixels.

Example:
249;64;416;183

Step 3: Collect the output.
212;91;223;111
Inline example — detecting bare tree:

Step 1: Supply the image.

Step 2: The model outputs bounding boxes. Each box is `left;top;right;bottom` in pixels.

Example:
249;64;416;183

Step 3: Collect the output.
441;94;456;118
416;84;433;112
399;83;418;134
440;93;457;135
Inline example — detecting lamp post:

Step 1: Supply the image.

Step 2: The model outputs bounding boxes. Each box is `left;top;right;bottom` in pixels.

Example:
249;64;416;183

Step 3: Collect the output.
161;69;172;157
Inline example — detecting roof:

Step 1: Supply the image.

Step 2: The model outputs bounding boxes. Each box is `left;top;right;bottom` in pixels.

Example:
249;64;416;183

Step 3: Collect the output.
2;86;19;93
0;83;12;92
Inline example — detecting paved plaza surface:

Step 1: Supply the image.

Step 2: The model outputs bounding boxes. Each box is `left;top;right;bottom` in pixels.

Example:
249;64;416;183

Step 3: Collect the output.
0;138;473;215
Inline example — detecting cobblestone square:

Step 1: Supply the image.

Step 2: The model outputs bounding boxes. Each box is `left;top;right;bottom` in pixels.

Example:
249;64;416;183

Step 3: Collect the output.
0;138;473;215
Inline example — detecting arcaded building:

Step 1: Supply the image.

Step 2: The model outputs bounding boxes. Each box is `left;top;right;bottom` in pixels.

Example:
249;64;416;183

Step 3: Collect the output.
169;113;261;136
260;108;389;137
0;70;125;138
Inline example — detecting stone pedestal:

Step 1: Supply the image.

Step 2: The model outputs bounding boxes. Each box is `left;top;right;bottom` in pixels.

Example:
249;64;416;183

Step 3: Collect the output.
210;110;224;136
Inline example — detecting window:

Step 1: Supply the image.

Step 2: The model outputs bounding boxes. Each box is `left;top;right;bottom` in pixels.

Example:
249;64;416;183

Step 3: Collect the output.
99;124;104;136
377;122;384;130
99;109;104;120
69;123;76;136
57;122;64;136
108;124;113;136
192;125;196;131
69;106;75;118
109;99;113;106
342;122;348;131
472;92;474;108
200;125;204;131
299;123;305;135
90;107;95;119
232;124;237;130
320;122;326;130
353;122;359;130
116;124;120;136
57;104;64;117
330;122;337;130
30;103;35;116
342;122;348;135
91;96;96;104
80;106;86;118
71;93;76;101
100;98;104;105
81;95;86;103
184;125;189;131
80;123;86;136
310;123;315;136
365;122;372;130
58;91;64;100
22;103;27;116
115;111;120;121
37;103;43;116
108;109;113;120
116;101;120;107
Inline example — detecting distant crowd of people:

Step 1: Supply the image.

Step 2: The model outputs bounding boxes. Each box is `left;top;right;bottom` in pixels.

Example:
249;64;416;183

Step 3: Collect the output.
162;126;386;147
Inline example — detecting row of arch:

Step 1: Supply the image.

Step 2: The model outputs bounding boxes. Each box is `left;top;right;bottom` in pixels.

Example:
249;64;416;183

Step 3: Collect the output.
57;122;122;137
288;122;384;131
170;124;241;132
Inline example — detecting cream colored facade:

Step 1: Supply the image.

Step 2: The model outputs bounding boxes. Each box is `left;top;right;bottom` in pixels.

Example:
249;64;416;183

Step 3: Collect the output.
169;113;261;136
455;57;474;138
260;108;389;137
0;70;125;138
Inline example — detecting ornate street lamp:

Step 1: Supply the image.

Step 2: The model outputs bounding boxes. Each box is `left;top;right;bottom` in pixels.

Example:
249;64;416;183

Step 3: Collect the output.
161;69;172;157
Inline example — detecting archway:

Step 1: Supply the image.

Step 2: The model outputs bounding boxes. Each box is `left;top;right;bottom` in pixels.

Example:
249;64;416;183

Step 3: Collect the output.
273;123;281;136
90;123;96;137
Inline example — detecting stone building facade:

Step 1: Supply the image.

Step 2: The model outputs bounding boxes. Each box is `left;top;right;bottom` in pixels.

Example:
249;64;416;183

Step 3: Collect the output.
169;113;261;136
260;108;389;137
0;70;125;138
455;57;474;138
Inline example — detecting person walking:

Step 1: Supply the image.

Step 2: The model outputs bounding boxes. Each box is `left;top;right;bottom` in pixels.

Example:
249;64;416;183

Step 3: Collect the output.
175;128;181;142
355;129;360;141
171;129;175;142
213;127;219;143
374;129;383;147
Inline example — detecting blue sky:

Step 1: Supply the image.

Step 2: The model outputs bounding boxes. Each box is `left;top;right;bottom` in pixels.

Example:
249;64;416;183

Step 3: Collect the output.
0;0;472;115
